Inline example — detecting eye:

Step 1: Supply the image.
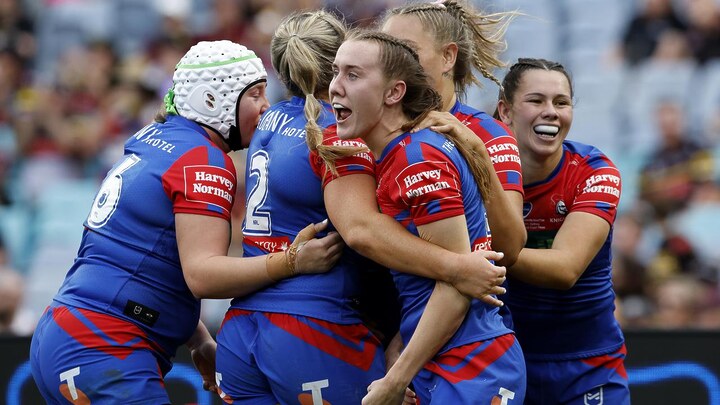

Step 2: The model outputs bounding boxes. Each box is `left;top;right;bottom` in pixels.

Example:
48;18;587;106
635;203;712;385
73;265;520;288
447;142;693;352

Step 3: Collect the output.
348;72;358;80
332;67;339;77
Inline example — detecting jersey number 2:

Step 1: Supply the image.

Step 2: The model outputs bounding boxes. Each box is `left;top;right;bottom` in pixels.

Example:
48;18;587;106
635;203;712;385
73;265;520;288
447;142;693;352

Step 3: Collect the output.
244;150;271;235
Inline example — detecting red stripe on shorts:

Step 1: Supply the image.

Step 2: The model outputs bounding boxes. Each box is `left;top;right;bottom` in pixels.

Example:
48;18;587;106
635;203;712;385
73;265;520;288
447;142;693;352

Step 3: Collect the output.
424;333;515;384
266;313;380;371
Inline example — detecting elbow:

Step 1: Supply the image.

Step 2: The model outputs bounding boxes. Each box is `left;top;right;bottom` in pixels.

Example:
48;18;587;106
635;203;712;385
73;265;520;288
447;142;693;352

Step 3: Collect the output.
496;247;520;267
493;231;526;267
549;272;581;290
184;271;210;299
341;226;374;255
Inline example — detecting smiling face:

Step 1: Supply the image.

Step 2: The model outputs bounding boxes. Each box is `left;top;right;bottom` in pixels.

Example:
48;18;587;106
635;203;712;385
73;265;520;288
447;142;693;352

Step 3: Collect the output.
329;40;388;142
498;69;573;164
237;81;270;148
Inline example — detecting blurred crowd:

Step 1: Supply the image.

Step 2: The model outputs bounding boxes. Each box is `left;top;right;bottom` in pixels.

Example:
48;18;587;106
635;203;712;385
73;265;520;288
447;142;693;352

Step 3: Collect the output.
0;0;719;336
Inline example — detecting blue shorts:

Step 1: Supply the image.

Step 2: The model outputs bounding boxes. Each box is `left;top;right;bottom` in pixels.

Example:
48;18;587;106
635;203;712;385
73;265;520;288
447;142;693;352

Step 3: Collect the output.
524;345;630;405
413;333;526;404
215;310;386;404
30;305;171;405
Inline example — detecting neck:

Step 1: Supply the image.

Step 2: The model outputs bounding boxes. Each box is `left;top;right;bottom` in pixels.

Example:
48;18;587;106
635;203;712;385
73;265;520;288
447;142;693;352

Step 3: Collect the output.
441;77;457;112
364;108;409;158
205;128;231;153
521;150;563;185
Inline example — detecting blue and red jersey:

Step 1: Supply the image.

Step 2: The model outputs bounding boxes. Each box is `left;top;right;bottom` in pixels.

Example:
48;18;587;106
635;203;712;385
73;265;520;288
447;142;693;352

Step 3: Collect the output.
451;100;523;195
52;114;237;359
375;128;512;351
233;96;376;324
507;140;625;360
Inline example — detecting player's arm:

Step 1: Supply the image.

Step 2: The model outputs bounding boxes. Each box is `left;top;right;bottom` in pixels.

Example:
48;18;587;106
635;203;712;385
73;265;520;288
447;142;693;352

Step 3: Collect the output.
324;173;505;305
186;320;217;392
176;213;343;299
411;111;526;266
482;182;525;266
510;211;609;289
363;215;475;404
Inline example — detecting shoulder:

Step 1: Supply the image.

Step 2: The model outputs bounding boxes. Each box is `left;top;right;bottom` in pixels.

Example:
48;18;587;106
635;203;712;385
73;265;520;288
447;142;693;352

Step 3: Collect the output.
564;140;617;170
454;103;513;140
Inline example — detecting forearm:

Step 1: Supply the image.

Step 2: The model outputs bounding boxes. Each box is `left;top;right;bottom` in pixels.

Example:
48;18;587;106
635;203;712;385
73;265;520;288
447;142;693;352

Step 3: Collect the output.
184;254;284;299
509;212;610;290
483;185;526;266
186;320;213;350
345;212;461;283
384;282;469;387
510;247;580;290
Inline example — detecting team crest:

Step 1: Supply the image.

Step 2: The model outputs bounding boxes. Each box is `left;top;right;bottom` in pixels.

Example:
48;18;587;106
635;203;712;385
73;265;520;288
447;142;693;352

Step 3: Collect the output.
555;200;568;216
584;386;603;405
522;202;532;218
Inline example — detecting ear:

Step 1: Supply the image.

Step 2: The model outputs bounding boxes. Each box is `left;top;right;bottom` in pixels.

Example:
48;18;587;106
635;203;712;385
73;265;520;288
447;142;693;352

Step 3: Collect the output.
442;42;458;75
496;99;513;126
384;80;406;107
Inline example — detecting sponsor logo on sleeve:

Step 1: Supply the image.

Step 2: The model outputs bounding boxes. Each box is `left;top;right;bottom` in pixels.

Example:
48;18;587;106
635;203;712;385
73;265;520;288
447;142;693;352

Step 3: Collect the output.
582;173;621;198
331;139;373;163
184;165;235;212
396;161;459;206
486;141;521;165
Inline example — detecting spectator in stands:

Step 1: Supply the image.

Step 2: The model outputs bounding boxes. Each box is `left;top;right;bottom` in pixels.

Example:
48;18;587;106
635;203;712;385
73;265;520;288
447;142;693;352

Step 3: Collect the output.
620;0;687;66
0;267;26;335
639;99;715;219
685;0;720;64
643;275;706;329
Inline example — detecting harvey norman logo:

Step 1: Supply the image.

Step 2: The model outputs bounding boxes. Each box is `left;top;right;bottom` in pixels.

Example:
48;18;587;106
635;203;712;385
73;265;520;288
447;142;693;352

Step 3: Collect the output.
397;161;459;204
583;173;620;198
184;165;235;212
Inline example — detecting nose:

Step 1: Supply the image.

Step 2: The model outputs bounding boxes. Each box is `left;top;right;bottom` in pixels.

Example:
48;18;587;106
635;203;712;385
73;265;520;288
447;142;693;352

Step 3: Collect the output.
260;96;270;113
329;75;342;99
541;101;559;120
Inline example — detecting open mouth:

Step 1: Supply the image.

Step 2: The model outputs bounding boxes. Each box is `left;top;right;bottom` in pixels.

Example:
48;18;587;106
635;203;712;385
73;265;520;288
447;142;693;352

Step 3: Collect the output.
333;102;352;123
533;124;559;138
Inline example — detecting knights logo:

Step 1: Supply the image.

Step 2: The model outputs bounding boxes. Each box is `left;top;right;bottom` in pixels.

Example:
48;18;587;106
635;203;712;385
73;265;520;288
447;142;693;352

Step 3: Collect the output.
555;200;568;216
584;386;603;405
522;202;532;218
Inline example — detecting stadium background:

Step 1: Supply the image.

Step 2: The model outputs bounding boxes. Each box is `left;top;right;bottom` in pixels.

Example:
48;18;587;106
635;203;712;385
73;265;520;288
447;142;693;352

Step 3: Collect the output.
0;0;719;404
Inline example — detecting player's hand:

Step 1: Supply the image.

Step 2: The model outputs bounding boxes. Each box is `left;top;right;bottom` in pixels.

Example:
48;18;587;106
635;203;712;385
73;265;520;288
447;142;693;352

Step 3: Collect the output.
362;378;414;405
293;219;344;275
412;111;488;156
190;339;217;392
450;250;507;307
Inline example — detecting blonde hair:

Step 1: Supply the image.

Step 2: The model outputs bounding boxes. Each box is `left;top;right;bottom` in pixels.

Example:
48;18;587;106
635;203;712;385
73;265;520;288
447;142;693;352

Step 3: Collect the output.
382;0;515;98
271;10;365;176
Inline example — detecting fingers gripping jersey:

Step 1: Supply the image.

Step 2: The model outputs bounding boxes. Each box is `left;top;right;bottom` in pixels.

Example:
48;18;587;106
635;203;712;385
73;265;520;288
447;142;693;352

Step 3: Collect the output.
451;101;523;194
508;140;625;360
375;129;511;351
235;97;375;323
53;114;237;357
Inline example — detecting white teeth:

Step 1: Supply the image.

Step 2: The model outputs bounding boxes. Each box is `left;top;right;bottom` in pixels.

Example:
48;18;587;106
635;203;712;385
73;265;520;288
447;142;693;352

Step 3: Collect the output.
534;125;559;135
332;103;346;109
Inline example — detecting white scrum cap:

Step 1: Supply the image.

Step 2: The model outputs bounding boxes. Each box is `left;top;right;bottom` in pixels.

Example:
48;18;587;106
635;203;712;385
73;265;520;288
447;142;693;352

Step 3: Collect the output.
165;40;266;147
